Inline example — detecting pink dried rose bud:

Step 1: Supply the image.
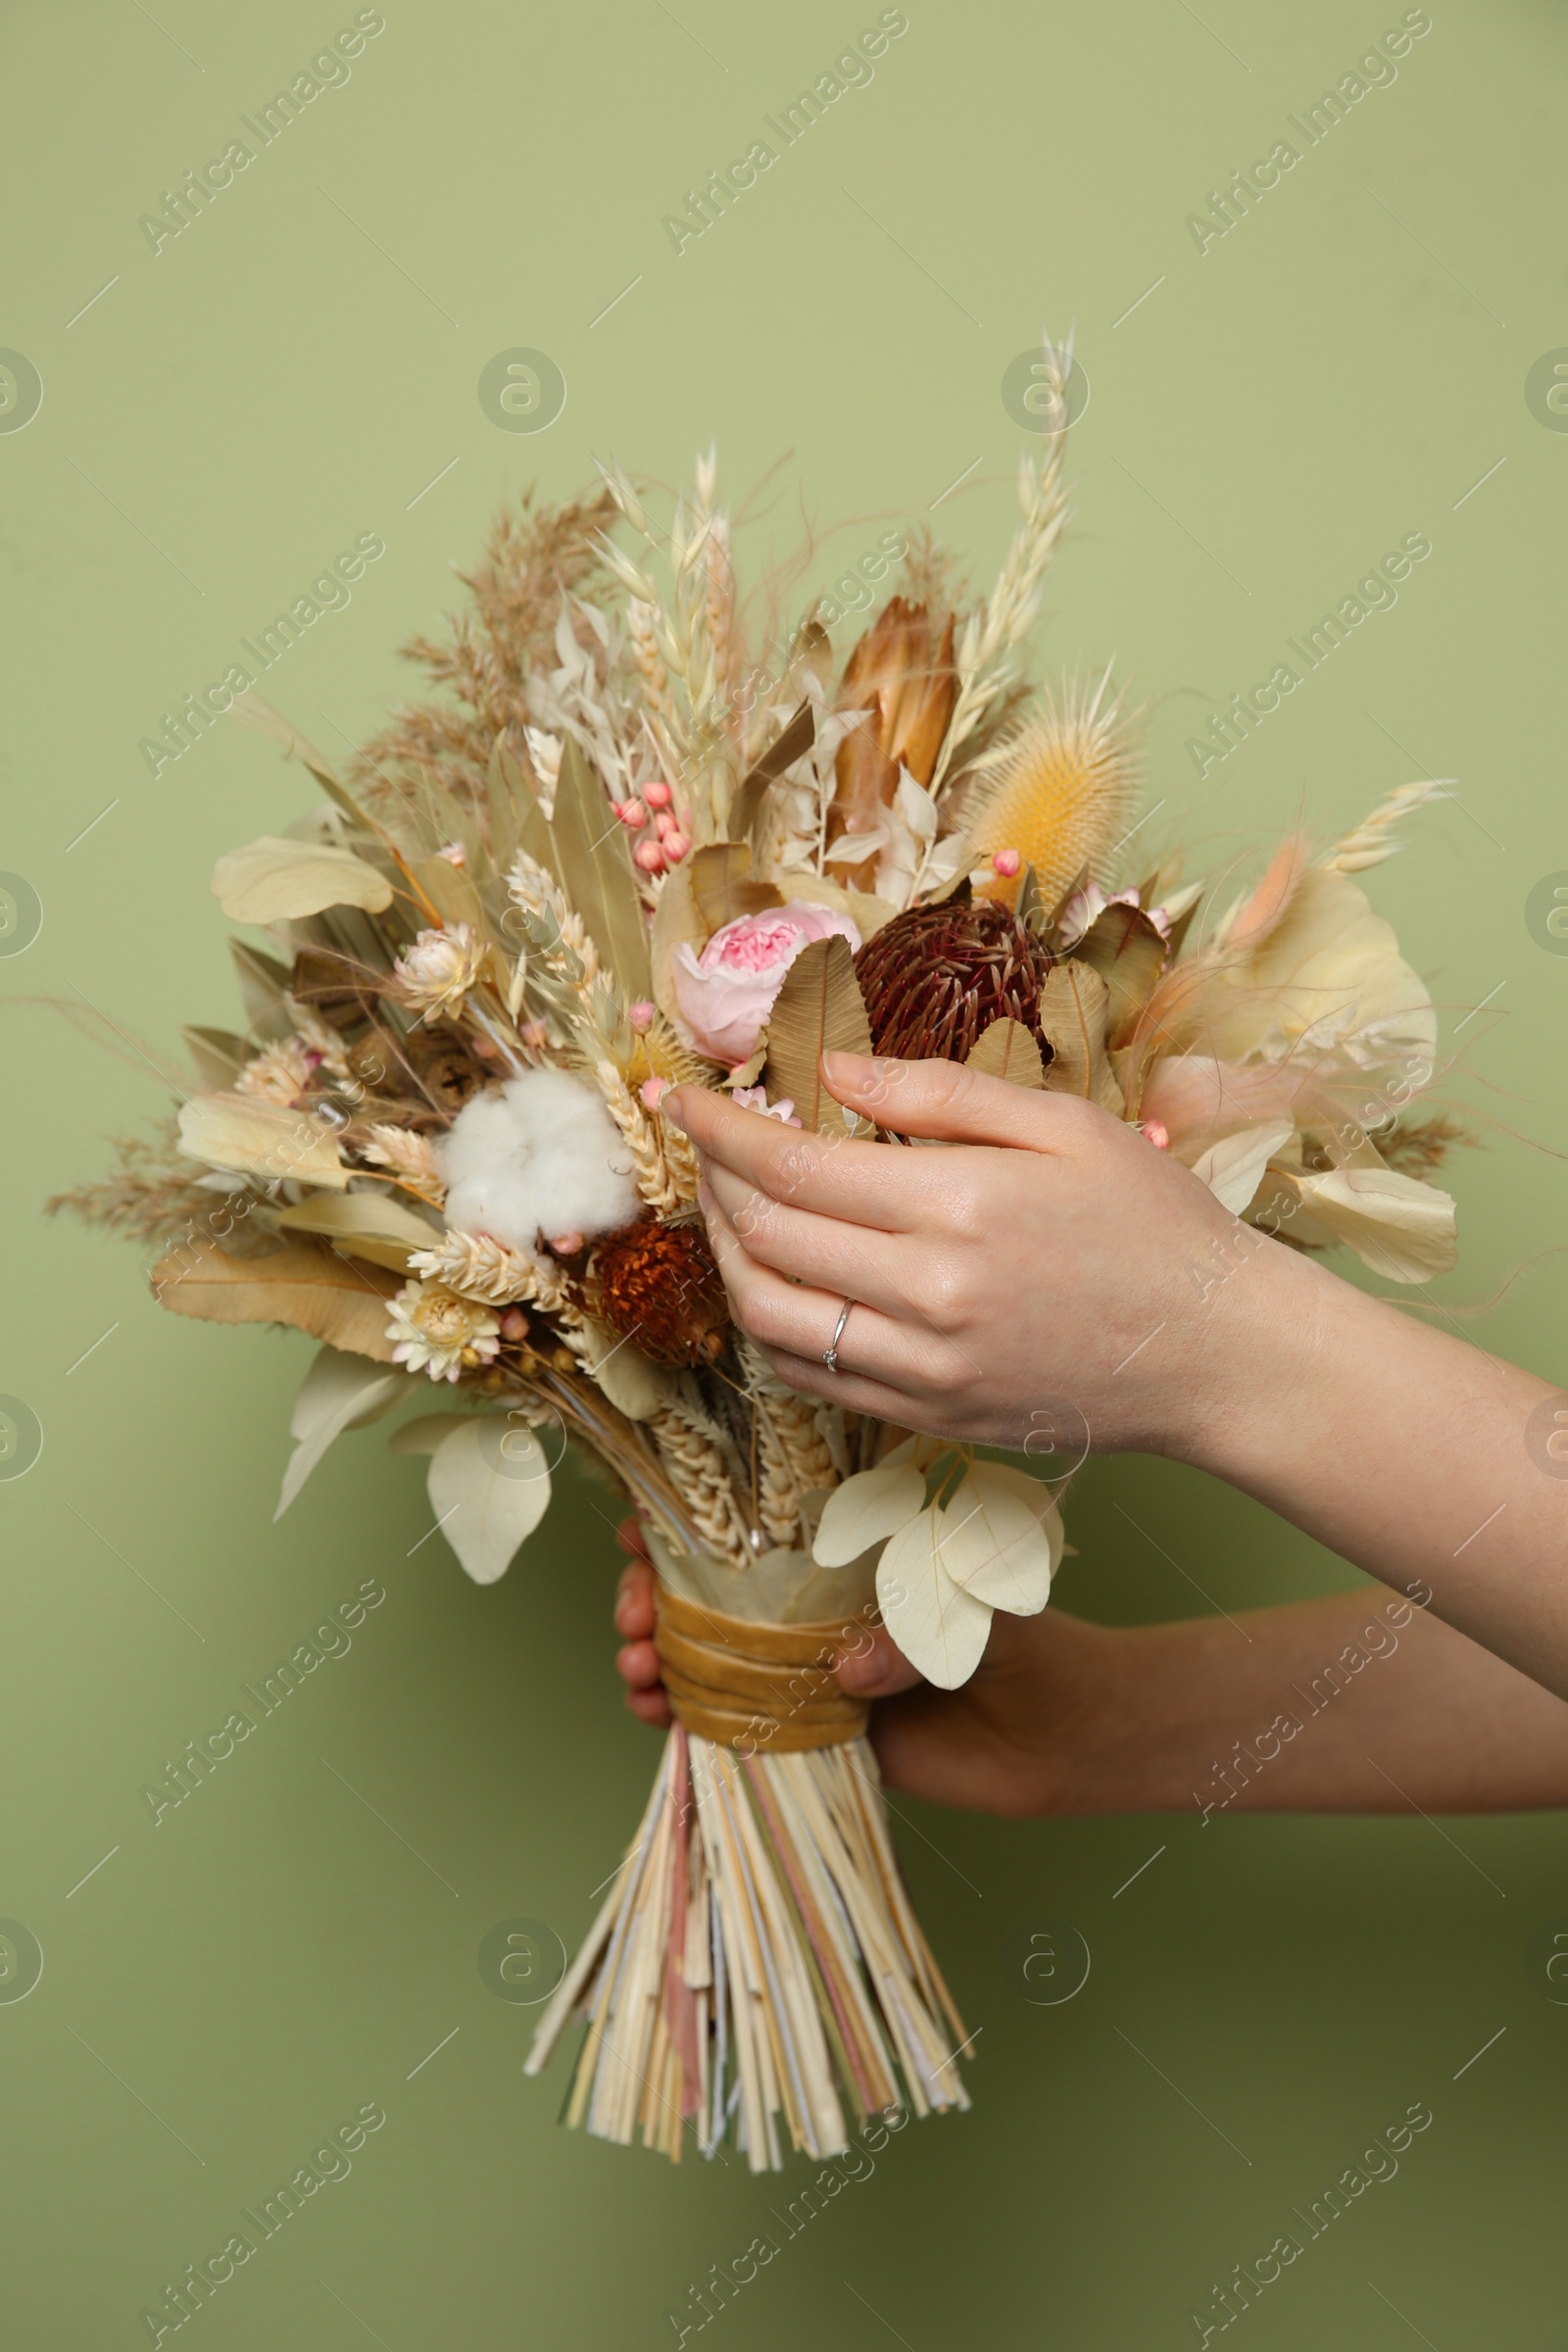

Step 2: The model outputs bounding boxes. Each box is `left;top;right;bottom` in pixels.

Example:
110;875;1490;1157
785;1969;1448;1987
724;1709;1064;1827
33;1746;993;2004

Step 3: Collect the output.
990;848;1022;878
1139;1119;1170;1150
520;1018;550;1048
549;1230;585;1257
643;779;672;810
628;1000;655;1034
471;1031;498;1058
655;808;675;839
633;839;665;875
730;1085;802;1128
671;902;862;1063
498;1306;529;1341
616;799;648;829
640;1076;672;1110
662;832;690;862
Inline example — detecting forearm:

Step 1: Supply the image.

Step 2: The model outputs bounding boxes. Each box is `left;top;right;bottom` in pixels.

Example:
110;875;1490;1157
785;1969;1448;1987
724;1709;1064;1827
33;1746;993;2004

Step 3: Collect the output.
1078;1590;1568;1815
1183;1240;1568;1699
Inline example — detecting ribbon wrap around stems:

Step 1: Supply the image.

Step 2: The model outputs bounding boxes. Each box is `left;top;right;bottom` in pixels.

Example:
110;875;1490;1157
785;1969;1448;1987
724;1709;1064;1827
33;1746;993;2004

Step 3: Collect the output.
654;1582;869;1751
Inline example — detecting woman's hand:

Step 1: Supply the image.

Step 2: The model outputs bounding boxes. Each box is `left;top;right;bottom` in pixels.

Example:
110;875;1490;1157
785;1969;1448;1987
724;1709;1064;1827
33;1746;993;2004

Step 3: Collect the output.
612;1525;1124;1815
612;1523;1568;1818
667;1051;1288;1460
667;1050;1568;1700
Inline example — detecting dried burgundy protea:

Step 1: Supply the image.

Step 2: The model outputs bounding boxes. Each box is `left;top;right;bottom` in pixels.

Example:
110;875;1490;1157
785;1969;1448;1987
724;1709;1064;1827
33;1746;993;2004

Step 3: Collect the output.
593;1220;729;1367
854;899;1055;1062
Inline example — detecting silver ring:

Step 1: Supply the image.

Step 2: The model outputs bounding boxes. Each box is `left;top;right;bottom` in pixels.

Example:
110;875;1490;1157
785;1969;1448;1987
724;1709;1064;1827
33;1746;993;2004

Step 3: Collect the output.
822;1298;855;1372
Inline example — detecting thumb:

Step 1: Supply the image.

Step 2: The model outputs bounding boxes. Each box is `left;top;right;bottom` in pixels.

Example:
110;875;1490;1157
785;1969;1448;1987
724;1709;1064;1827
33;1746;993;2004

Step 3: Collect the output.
835;1623;924;1698
820;1049;1074;1152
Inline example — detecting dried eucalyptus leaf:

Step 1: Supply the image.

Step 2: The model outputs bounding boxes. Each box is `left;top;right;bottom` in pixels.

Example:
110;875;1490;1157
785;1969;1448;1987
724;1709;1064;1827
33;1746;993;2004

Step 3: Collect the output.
275;1346;404;1518
1038;963;1124;1114
760;935;873;1135
228;940;296;1042
689;841;783;936
212;835;394;925
226;691;375;834
177;1094;350;1190
275;1190;443;1271
1076;902;1167;1048
149;1236;401;1360
964;1017;1046;1089
182;1026;250;1090
728;701;814;843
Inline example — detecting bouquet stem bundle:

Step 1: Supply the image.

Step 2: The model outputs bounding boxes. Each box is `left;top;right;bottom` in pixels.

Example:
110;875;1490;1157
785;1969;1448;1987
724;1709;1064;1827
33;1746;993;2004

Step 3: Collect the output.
525;1631;969;2168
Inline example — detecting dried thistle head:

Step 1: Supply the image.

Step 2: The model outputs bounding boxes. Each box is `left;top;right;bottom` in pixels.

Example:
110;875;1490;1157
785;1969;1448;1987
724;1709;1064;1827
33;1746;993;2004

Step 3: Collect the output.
853;899;1054;1063
966;668;1141;911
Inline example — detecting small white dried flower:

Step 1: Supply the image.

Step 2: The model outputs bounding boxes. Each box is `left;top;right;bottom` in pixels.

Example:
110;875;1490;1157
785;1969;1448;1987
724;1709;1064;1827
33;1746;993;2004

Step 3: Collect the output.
386;1278;501;1383
235;1038;315;1104
394;923;486;1022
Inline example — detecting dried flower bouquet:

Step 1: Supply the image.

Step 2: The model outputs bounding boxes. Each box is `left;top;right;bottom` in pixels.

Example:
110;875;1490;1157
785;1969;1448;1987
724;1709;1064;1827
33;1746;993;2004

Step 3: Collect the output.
58;373;1461;2169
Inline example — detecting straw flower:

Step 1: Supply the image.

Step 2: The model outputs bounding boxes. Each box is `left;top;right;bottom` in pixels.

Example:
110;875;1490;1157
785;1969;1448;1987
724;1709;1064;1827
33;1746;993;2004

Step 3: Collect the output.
395;923;486;1022
387;1278;502;1382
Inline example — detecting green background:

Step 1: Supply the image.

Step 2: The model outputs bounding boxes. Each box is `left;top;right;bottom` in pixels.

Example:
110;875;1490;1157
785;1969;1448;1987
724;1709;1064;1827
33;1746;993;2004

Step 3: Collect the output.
4;0;1566;2342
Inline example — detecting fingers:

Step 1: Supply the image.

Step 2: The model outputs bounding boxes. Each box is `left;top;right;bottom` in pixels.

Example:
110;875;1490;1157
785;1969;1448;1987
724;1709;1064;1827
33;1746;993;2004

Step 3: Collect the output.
700;1167;918;1320
835;1624;923;1698
822;1051;1093;1152
667;1086;928;1231
704;1194;967;1396
615;1514;652;1566
613;1559;671;1726
614;1557;657;1640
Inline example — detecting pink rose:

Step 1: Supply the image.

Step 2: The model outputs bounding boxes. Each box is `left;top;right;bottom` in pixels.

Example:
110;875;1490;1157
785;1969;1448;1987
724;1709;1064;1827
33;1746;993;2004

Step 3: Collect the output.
671;904;862;1063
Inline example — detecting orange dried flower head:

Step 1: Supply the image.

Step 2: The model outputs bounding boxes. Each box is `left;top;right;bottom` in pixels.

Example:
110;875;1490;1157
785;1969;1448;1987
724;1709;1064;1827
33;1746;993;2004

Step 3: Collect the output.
594;1221;729;1367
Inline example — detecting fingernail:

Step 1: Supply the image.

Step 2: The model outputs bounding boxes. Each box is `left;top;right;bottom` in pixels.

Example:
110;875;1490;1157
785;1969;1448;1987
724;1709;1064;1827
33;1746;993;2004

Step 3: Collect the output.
834;1646;875;1692
697;1178;714;1216
662;1088;689;1135
822;1050;874;1090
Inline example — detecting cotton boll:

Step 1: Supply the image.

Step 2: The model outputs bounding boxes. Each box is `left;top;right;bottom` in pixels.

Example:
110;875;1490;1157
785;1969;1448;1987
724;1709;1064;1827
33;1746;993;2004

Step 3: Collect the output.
436;1068;641;1258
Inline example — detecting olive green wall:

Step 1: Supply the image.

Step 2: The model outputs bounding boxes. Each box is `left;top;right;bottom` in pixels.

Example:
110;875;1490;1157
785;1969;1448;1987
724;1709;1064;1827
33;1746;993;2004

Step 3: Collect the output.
3;0;1566;2343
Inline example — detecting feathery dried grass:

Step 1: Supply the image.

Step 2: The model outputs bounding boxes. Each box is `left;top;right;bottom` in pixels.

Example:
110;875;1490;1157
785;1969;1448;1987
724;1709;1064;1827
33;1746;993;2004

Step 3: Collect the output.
45;1123;232;1248
356;482;620;822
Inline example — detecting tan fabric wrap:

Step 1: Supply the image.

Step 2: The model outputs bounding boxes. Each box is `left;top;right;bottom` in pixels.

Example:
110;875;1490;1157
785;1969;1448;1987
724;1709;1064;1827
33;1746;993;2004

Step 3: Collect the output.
654;1583;869;1751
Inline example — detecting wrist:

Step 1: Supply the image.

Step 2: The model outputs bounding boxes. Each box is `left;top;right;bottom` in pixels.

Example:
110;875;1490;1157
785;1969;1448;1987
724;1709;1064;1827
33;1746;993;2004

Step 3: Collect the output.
1165;1227;1337;1481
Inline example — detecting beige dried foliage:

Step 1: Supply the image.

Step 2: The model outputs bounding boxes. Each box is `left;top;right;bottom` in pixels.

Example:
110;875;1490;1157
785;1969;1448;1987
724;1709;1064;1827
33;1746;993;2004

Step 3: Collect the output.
45;1122;237;1248
355;482;621;823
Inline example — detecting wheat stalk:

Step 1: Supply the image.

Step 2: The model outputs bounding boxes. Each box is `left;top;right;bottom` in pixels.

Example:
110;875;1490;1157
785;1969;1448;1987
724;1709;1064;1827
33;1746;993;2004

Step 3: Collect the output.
1323;780;1451;872
410;1229;565;1310
649;1400;753;1569
931;343;1073;796
591;1057;700;1212
359;1123;447;1206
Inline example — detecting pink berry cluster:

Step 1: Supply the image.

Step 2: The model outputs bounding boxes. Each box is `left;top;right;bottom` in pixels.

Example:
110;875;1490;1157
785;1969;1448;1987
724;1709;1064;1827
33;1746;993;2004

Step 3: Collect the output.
613;777;691;874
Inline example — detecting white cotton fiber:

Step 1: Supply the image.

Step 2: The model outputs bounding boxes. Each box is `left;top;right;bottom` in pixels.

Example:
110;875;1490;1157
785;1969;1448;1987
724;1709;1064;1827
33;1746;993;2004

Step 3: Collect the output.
436;1068;641;1256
